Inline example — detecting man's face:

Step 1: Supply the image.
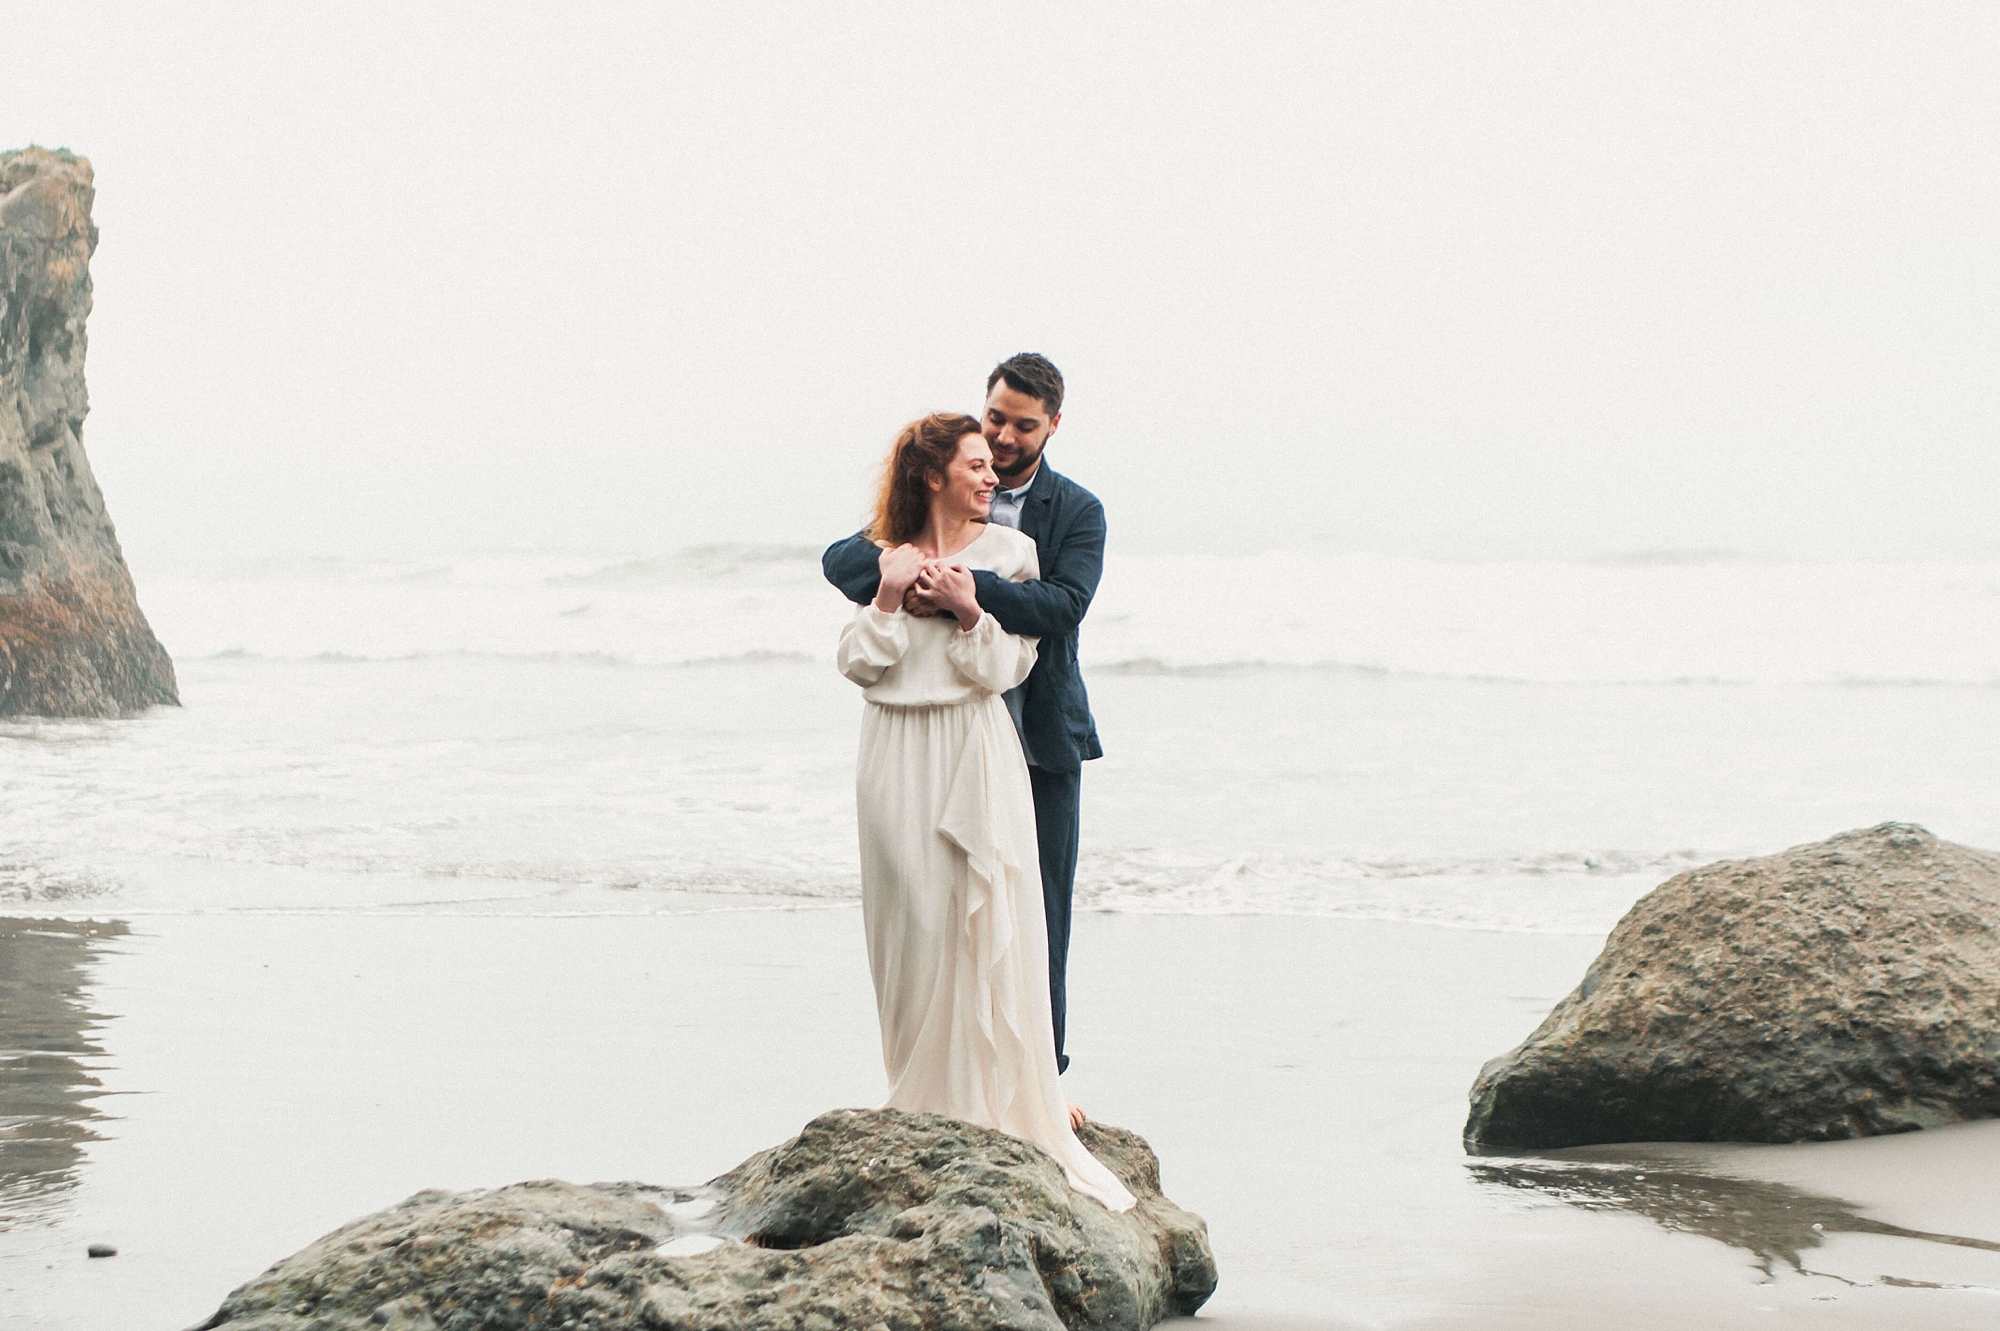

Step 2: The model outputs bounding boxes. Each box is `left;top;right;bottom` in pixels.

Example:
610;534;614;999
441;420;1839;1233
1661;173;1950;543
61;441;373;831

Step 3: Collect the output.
983;383;1060;484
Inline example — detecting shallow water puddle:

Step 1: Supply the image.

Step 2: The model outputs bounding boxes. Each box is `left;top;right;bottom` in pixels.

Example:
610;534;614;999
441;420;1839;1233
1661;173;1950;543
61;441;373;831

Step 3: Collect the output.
1471;1148;2000;1292
0;918;128;1235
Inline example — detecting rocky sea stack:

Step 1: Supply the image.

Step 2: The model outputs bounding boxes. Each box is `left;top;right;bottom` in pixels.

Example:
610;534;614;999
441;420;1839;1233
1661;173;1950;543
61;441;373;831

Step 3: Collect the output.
1;146;176;717
193;1108;1216;1331
1466;823;2000;1149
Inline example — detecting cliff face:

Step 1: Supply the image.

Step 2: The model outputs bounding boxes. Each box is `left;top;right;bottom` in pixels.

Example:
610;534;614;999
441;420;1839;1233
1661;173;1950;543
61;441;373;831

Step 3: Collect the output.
0;147;176;716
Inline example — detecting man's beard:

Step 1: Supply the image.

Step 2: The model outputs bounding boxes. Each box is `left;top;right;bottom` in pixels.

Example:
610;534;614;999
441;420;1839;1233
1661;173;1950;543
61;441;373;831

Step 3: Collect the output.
993;442;1044;483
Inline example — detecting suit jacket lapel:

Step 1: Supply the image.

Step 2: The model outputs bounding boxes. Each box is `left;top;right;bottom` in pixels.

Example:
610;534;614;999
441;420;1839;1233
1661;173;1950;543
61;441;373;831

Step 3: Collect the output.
1020;464;1059;544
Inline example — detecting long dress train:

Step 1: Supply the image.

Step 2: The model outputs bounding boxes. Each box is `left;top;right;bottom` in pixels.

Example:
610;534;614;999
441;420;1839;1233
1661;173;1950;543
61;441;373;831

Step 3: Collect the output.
837;523;1135;1213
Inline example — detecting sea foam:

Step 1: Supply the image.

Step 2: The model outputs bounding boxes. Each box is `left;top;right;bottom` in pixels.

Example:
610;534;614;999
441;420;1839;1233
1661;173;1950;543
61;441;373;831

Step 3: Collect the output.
139;547;2000;685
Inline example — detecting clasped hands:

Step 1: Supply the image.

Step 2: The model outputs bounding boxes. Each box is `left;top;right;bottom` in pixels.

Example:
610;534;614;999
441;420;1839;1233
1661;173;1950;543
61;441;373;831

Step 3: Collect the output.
874;544;981;628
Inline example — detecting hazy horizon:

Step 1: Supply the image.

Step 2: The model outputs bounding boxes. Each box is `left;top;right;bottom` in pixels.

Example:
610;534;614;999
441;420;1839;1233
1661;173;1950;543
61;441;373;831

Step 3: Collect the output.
8;3;1998;570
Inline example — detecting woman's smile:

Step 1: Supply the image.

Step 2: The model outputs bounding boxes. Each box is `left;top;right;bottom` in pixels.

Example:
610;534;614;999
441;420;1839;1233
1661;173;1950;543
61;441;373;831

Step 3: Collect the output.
939;432;997;522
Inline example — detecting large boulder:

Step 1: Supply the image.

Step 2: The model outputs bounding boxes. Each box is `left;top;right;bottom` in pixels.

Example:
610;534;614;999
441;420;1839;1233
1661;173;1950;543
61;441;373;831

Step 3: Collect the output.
192;1108;1216;1331
1466;823;2000;1149
1;146;176;717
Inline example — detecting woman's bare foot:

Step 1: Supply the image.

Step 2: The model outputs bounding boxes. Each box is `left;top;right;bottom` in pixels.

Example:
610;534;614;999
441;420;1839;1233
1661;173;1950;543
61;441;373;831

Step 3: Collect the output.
1068;1102;1087;1131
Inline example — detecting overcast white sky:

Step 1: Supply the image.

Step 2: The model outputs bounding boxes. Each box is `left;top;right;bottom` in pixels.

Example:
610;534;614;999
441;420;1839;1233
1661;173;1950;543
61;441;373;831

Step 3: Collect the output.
7;3;1997;565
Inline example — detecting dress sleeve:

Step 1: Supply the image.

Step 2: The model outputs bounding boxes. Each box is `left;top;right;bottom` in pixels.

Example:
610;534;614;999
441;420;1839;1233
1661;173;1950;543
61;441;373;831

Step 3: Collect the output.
944;612;1040;695
838;605;909;686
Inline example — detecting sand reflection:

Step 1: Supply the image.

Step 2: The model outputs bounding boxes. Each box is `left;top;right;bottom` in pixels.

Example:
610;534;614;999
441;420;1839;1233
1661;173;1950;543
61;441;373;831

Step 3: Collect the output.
1470;1154;2000;1280
0;917;127;1229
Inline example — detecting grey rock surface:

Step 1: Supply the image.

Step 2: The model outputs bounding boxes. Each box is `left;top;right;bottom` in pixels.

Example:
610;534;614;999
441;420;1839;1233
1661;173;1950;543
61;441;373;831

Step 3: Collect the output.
1467;822;2000;1149
193;1108;1216;1331
1;146;176;717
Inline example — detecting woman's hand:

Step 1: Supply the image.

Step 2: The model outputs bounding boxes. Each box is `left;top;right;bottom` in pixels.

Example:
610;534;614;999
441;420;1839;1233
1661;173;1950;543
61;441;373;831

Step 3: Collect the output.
916;561;981;629
874;544;926;612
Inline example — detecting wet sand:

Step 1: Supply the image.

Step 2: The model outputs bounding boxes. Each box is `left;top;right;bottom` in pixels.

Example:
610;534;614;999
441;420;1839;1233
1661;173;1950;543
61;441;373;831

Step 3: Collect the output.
3;907;1998;1329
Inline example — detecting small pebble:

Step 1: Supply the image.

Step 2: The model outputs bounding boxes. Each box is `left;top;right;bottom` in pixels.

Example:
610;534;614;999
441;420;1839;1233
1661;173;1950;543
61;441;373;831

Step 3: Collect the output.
87;1244;117;1259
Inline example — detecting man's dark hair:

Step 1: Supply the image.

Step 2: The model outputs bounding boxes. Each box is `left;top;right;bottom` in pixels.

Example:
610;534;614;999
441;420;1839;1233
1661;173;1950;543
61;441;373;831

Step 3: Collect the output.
986;352;1065;416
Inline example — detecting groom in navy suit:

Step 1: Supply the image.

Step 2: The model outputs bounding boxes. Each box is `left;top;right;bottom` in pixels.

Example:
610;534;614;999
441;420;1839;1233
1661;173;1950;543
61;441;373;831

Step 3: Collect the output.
822;352;1105;1075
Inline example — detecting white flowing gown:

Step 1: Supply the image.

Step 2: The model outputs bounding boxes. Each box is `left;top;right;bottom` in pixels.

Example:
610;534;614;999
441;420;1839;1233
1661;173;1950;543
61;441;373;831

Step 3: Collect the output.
837;523;1136;1213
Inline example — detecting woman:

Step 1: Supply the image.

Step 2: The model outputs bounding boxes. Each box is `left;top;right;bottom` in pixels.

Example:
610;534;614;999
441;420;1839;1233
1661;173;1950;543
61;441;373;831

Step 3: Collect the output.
838;413;1135;1213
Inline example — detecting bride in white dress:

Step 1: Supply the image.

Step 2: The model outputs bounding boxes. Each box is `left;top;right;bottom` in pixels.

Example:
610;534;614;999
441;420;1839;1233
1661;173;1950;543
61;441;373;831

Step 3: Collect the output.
837;412;1135;1213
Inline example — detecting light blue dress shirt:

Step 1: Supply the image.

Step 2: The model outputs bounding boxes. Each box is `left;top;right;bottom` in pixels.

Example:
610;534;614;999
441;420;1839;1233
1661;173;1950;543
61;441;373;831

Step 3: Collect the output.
988;470;1036;531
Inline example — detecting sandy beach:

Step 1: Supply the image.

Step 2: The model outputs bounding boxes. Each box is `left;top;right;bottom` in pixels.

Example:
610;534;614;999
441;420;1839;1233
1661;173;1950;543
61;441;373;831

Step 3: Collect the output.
7;904;1999;1330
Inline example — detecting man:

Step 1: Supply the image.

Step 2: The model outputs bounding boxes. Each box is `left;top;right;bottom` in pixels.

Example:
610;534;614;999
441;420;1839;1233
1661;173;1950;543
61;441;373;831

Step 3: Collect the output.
822;352;1105;1077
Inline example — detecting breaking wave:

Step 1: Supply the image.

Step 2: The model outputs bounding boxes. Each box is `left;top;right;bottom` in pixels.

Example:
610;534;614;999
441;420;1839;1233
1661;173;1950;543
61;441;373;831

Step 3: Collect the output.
136;546;2000;685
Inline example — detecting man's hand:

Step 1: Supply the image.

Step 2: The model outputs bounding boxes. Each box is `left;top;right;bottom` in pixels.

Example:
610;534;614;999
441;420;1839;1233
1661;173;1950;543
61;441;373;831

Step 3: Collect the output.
873;545;926;613
916;561;982;629
901;585;949;618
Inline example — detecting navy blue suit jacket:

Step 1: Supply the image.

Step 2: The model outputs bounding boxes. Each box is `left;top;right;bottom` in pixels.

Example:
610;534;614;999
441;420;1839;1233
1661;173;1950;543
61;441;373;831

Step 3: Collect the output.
821;463;1106;773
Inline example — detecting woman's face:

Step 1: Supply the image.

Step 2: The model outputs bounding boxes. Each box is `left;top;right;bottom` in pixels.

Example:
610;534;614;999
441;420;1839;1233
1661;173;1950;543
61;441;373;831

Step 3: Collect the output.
932;432;997;521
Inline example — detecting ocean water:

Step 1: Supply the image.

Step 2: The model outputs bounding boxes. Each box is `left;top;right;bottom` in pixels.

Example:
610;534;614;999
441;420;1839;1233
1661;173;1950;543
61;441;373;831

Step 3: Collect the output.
5;547;1998;934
